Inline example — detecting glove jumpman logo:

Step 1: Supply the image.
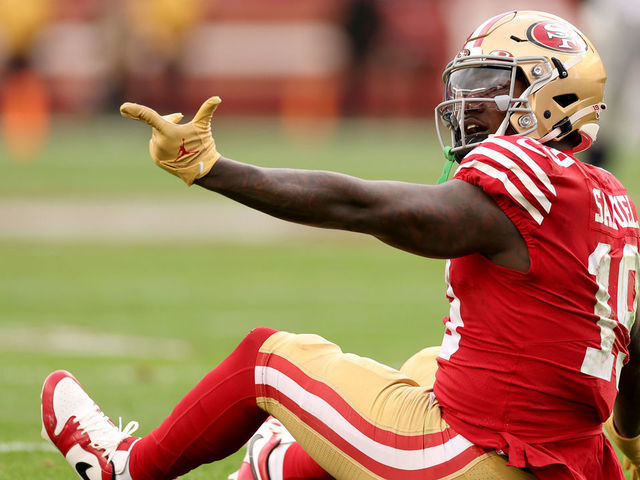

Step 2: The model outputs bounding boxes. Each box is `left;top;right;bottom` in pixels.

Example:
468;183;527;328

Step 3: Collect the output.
175;138;199;162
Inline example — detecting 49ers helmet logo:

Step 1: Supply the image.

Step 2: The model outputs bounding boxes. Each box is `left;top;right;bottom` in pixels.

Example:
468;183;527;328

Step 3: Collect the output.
526;21;587;54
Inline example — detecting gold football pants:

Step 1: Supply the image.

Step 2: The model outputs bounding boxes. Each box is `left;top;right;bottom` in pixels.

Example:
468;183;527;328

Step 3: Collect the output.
254;332;536;480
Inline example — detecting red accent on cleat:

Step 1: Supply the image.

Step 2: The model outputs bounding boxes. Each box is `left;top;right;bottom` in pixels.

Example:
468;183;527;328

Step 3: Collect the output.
229;417;294;480
41;370;140;480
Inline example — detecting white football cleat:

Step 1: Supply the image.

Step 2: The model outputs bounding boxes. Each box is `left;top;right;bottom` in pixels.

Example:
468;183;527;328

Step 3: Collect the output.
228;416;295;480
41;370;140;480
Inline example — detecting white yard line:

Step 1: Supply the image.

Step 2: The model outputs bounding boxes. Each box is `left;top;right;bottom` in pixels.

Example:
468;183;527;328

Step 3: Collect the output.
0;326;190;359
0;442;56;453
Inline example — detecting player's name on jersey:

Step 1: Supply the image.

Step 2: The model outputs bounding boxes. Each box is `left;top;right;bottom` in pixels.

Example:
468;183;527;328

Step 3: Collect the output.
592;189;639;230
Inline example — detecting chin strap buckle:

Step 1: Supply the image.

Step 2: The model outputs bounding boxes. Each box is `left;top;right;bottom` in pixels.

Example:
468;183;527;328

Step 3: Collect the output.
539;102;607;144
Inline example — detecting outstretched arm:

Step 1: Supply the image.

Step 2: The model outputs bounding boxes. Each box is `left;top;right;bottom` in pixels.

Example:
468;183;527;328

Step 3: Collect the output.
195;157;525;267
120;97;528;271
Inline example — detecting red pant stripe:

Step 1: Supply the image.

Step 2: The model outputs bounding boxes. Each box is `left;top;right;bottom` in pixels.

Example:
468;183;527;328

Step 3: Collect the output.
256;354;489;479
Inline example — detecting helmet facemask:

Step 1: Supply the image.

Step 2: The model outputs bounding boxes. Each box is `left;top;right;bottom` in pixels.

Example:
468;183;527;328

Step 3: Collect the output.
435;55;551;162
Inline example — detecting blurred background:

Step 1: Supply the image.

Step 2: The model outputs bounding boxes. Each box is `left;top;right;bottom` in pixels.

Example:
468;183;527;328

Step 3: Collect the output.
1;1;640;479
0;0;636;163
0;0;585;118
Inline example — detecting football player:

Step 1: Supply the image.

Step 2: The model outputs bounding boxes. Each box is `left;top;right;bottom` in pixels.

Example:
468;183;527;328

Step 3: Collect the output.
41;10;640;480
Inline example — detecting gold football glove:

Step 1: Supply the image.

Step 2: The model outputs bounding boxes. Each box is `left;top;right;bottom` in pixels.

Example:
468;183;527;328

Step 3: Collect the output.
604;415;640;479
120;96;222;185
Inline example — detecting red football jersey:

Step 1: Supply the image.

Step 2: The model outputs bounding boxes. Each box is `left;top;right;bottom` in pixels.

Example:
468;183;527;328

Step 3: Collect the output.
433;136;640;479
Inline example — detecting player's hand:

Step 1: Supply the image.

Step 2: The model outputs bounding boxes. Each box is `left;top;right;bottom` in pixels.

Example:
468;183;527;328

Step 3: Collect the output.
120;96;222;185
605;415;640;479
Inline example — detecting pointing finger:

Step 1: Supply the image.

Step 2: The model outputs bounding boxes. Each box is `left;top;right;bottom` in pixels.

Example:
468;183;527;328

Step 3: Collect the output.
192;96;222;128
120;102;167;131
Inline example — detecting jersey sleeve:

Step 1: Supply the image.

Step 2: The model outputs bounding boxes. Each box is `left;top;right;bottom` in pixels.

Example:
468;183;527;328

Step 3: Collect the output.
452;136;558;230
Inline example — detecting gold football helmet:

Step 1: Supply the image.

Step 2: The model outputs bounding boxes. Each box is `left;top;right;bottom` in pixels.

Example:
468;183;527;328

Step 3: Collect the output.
435;10;607;160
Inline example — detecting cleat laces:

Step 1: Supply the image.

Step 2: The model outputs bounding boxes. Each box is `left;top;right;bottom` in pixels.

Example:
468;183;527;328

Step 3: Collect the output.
74;404;139;463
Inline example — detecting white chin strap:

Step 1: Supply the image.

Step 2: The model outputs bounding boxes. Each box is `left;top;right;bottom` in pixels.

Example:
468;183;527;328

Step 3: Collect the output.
538;102;607;144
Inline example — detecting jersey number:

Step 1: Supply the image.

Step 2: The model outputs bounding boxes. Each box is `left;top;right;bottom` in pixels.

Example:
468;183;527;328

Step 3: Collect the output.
581;242;640;387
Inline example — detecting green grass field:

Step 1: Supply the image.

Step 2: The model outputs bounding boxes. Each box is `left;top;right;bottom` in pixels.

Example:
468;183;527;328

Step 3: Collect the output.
1;116;638;479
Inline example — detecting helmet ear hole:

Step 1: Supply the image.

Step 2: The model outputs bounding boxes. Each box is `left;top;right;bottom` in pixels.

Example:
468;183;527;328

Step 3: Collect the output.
553;93;579;108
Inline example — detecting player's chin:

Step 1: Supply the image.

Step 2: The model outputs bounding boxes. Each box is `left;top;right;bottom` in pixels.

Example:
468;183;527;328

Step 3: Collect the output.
453;134;489;162
452;134;489;163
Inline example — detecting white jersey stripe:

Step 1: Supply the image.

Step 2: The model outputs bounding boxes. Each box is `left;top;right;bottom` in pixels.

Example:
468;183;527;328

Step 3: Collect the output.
440;260;463;361
458;160;545;224
485;138;557;197
469;147;553;214
255;365;476;470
